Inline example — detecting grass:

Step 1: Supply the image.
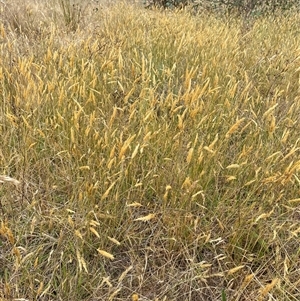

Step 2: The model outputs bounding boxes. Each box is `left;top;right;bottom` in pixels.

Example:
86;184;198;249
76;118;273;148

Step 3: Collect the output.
0;0;300;300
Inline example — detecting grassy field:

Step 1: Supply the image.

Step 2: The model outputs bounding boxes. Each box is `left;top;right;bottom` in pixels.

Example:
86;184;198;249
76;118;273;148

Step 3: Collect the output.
0;0;300;300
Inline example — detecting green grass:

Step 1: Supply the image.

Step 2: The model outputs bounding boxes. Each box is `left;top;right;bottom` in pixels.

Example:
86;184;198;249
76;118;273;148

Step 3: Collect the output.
0;0;300;300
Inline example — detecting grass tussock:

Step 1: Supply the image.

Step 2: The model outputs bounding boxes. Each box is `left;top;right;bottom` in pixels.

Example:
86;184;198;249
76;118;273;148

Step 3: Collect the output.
0;0;300;300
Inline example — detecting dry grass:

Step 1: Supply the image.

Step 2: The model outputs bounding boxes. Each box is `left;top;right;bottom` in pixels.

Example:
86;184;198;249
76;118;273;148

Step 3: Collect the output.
0;0;300;300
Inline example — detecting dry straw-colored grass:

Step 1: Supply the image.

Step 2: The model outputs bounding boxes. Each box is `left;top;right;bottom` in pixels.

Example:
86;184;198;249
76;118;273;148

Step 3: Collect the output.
0;0;300;300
